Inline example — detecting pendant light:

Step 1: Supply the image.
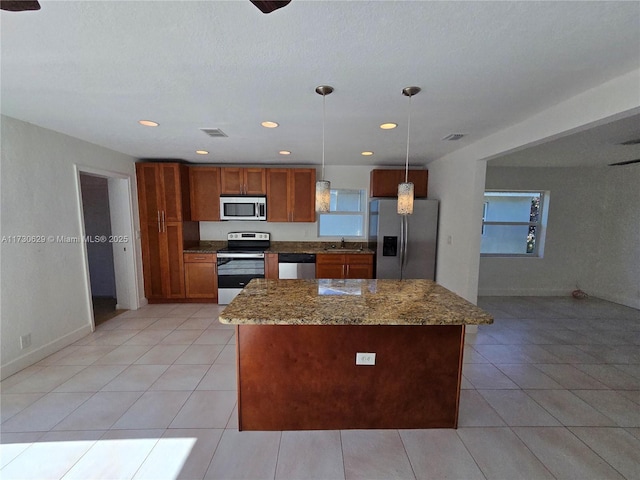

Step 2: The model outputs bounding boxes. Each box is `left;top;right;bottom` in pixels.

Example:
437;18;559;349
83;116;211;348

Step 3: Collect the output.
398;86;421;215
315;85;333;213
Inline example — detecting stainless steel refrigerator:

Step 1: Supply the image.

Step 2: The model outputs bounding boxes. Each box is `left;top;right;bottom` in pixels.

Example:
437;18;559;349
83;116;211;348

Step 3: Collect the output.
368;198;439;279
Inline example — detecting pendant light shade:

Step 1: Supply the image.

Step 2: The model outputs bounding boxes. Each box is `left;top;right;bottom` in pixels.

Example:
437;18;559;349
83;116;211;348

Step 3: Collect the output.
397;181;414;215
315;180;331;212
315;85;333;213
398;86;421;215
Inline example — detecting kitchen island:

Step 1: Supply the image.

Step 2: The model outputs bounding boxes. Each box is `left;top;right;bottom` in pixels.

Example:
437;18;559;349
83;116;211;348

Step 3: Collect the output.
220;278;493;431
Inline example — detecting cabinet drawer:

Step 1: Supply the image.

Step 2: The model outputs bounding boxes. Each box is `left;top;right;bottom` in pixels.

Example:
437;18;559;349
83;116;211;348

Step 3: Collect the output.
345;254;373;265
316;254;346;264
184;253;215;263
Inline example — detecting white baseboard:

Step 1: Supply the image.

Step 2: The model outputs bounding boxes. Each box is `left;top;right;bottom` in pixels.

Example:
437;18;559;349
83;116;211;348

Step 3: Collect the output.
0;325;93;381
478;287;569;297
591;292;640;310
478;288;639;310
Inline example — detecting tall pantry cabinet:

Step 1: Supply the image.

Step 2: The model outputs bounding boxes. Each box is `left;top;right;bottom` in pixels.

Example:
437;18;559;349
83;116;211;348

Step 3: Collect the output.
136;163;199;300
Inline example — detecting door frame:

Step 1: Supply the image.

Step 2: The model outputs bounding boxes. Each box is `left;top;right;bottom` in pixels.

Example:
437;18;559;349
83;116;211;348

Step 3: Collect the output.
74;164;141;330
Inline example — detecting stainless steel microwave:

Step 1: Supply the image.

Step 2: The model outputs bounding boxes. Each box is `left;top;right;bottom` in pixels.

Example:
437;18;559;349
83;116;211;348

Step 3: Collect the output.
220;196;267;221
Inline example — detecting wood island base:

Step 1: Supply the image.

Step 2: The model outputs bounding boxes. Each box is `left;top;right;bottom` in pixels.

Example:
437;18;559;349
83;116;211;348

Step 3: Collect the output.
235;324;465;431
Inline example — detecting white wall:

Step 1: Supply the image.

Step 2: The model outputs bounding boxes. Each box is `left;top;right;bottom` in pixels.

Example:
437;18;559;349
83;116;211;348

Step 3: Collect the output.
1;116;140;379
480;166;640;309
588;165;640;309
426;68;639;308
427;157;487;304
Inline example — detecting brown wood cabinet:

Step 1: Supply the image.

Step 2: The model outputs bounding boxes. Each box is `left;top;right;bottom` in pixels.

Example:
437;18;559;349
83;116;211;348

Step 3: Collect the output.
316;254;374;279
136;162;199;301
189;167;221;221
184;253;217;300
221;167;266;195
265;253;279;279
137;162;191;222
370;169;428;198
267;168;316;223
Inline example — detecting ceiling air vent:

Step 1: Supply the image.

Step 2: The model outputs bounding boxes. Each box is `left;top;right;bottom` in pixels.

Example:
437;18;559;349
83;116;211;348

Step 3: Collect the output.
442;133;465;141
200;128;228;138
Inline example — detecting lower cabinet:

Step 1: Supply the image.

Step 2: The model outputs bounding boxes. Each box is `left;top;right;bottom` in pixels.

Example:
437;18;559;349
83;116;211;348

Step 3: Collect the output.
141;222;194;300
184;253;218;300
265;253;279;279
316;254;374;279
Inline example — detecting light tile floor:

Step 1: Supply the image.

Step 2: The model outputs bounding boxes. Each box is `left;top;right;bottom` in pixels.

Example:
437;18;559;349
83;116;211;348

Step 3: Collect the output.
1;297;639;479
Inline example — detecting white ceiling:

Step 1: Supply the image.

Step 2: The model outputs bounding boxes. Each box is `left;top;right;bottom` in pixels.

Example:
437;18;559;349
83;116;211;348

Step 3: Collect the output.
1;1;639;168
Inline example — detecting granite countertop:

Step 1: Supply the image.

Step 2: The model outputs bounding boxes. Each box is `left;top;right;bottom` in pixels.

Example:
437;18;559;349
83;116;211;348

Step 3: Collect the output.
183;241;374;255
219;278;494;326
268;241;373;254
184;240;226;253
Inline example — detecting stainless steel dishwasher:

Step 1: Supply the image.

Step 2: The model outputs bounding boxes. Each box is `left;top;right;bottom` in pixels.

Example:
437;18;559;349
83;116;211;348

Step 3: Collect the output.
278;253;316;279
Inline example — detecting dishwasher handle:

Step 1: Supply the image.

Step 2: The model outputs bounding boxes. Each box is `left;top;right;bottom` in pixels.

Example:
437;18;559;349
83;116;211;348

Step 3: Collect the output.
278;253;316;263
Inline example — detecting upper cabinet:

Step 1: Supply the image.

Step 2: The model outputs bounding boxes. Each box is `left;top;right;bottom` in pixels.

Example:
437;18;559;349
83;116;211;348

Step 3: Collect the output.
369;169;428;198
189;167;221;221
267;168;316;223
136;162;190;223
220;167;266;195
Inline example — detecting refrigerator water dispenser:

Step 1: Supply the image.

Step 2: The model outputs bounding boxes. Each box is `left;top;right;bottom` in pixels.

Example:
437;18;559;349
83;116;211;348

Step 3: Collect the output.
383;236;398;256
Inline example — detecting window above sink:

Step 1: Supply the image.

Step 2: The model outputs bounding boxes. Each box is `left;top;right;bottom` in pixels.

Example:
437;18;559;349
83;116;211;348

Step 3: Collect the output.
317;189;366;238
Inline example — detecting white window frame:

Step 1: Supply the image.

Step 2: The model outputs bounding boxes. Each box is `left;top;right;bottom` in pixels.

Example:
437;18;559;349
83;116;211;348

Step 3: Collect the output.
317;189;367;238
481;190;546;257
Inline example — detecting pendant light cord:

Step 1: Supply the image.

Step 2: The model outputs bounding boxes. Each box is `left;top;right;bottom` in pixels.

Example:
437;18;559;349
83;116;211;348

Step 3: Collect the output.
405;93;412;183
321;92;326;182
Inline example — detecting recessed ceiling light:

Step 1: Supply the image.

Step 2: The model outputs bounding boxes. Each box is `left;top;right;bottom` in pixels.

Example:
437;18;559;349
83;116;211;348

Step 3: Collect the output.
196;150;209;155
261;121;279;128
361;151;374;156
279;150;291;155
139;120;159;127
380;123;397;130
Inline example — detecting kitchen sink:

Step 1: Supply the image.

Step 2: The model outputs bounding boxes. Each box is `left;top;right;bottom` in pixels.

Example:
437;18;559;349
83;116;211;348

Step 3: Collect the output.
323;247;364;253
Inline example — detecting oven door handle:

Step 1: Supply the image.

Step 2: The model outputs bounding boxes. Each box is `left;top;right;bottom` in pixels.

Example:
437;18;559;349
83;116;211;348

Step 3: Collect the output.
216;252;265;259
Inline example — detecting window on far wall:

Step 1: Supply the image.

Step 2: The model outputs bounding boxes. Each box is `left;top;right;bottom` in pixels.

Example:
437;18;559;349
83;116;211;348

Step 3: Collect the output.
481;191;547;256
318;189;366;238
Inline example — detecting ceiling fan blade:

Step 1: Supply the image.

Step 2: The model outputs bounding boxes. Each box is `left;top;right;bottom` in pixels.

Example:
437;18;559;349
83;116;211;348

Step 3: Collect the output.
1;0;40;11
250;0;291;14
609;159;640;166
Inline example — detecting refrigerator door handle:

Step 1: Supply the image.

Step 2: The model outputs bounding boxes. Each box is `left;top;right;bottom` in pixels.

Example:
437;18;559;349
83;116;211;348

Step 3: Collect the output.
399;215;406;279
403;215;409;271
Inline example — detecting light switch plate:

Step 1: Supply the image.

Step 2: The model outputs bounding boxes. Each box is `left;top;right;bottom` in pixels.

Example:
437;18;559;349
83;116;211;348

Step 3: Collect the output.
356;352;376;365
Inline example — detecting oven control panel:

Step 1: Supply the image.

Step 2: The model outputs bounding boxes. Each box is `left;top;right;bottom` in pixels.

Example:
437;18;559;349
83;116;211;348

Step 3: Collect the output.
227;232;270;240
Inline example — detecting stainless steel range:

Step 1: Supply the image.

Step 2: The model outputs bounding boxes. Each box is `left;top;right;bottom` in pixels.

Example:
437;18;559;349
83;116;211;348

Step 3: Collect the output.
217;232;270;305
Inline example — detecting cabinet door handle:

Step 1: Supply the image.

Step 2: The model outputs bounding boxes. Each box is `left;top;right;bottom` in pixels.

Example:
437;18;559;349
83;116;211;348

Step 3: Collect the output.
157;211;161;232
161;211;166;232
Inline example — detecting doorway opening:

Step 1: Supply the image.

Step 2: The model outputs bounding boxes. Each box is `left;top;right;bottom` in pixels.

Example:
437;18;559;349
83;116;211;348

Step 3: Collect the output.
76;166;139;329
79;173;122;325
